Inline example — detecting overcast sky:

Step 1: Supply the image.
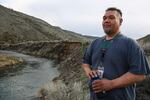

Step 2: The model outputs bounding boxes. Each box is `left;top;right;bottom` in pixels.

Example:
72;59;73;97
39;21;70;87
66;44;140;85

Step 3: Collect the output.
1;0;150;39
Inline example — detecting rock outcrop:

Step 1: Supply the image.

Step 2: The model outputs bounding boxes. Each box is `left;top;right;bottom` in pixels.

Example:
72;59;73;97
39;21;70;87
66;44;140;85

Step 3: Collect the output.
138;34;150;56
0;41;84;61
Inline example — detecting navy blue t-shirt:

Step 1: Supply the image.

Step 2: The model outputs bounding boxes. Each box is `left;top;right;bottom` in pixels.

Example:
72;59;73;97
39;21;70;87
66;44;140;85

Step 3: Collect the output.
82;33;150;100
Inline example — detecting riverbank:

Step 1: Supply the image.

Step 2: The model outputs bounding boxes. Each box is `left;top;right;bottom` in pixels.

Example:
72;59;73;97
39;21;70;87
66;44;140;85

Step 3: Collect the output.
0;42;89;99
0;54;23;71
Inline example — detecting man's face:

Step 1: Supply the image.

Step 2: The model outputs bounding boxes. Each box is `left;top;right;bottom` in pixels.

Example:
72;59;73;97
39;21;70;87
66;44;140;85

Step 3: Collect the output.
102;10;122;35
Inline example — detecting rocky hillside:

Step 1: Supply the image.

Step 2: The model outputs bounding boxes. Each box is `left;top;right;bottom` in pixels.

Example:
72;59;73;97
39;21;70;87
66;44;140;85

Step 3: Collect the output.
138;34;150;56
0;5;90;44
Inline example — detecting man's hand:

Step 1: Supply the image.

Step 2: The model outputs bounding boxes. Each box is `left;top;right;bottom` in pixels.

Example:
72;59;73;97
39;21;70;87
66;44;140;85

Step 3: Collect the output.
92;72;146;93
92;79;113;93
88;70;100;79
82;64;99;79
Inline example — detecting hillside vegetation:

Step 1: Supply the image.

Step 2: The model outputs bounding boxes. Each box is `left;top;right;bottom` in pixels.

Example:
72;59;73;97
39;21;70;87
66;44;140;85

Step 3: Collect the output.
138;34;150;56
0;5;91;44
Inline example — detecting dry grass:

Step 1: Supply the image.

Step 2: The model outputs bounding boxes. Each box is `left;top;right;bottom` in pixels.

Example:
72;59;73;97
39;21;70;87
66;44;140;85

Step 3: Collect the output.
38;80;89;100
0;54;23;69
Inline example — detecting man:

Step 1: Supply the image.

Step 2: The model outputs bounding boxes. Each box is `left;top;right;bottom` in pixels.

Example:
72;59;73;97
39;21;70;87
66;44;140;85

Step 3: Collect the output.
82;7;150;100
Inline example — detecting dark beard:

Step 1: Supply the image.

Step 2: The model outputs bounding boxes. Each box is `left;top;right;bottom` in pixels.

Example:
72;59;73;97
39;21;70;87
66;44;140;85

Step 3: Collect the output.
104;30;113;36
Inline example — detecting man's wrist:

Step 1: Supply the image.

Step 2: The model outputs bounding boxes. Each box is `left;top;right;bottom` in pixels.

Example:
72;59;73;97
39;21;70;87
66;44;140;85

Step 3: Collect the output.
110;79;118;90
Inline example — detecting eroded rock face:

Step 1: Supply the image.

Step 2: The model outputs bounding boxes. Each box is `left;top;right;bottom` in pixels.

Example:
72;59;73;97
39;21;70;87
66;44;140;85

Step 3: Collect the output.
0;41;83;61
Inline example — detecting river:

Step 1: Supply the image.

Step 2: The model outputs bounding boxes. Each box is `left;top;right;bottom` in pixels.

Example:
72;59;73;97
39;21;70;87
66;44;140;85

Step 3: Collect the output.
0;50;59;100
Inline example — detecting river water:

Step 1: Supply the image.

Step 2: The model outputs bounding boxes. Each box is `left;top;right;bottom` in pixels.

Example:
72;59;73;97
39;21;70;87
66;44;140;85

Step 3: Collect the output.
0;50;59;100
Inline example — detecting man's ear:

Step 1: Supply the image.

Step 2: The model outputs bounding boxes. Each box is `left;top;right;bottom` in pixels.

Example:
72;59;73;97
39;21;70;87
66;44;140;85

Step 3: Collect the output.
120;18;123;25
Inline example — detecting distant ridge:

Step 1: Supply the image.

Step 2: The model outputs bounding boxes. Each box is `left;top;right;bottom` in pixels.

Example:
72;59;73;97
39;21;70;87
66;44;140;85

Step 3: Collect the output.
0;5;92;44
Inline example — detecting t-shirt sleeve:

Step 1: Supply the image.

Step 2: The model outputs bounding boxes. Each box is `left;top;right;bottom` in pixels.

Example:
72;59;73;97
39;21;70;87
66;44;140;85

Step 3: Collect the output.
82;45;92;65
127;39;150;75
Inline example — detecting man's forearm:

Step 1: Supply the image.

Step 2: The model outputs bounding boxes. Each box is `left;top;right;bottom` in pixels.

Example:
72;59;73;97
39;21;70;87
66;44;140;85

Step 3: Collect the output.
82;64;91;77
111;72;146;89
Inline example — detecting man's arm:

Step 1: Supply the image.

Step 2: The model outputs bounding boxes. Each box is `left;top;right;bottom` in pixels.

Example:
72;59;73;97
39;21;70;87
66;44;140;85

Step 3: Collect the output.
82;64;92;79
92;72;146;93
111;72;145;89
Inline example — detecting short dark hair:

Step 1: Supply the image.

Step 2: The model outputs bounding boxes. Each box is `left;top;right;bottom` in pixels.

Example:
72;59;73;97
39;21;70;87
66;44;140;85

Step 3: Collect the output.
106;7;122;17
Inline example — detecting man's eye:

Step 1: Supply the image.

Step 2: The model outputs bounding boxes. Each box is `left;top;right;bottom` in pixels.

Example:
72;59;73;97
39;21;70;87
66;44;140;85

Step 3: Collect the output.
103;16;115;20
109;16;115;19
103;17;107;20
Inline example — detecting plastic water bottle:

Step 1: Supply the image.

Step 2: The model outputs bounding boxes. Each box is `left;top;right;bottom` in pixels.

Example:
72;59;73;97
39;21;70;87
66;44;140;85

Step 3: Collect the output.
95;66;106;98
97;66;104;79
90;66;104;85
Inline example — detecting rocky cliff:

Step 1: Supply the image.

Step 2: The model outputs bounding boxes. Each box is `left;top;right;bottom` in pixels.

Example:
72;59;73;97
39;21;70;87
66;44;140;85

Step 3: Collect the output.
0;41;84;62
